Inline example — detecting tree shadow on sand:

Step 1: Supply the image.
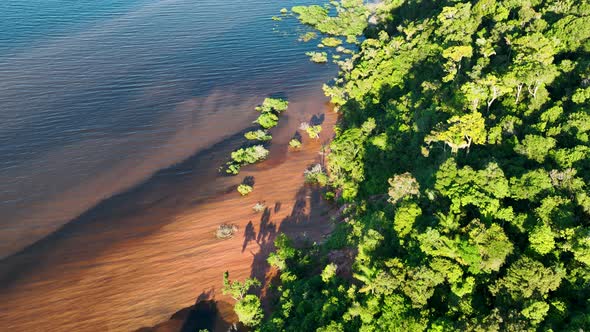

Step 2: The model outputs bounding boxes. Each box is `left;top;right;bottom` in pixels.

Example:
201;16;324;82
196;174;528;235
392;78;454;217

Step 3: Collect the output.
245;183;334;303
135;288;238;332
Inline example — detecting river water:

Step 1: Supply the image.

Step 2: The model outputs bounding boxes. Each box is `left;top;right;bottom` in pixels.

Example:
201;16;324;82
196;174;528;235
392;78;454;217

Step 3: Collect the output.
0;0;338;330
0;0;335;258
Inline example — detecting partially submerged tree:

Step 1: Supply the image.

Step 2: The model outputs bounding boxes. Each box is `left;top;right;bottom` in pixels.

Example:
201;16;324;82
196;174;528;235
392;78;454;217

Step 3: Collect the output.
222;272;263;327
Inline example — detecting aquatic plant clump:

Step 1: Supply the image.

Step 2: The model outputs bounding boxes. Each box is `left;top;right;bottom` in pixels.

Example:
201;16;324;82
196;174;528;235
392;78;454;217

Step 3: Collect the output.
256;97;289;113
232;145;269;164
321;37;342;47
225;145;269;175
254;97;289;129
289;138;302;149
215;224;238;239
292;1;370;37
298;31;318;42
244;130;272;141
291;5;329;26
253;202;266;213
237;184;253;196
254;112;279;129
300;122;322;139
306;51;328;63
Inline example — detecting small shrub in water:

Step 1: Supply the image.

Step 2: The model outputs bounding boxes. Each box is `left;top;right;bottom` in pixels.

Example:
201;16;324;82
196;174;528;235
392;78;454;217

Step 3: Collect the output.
231;145;269;164
255;98;289;113
271;16;282;21
226;145;269;175
254;112;279;129
245;130;272;141
280;8;288;14
216;224;238;239
298;31;317;42
289;138;302;149
253;202;266;213
321;37;342;47
300;122;322;139
306;51;328;63
238;184;253;196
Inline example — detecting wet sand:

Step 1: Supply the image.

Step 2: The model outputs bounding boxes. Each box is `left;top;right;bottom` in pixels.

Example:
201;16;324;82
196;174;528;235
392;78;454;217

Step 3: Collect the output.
0;94;337;331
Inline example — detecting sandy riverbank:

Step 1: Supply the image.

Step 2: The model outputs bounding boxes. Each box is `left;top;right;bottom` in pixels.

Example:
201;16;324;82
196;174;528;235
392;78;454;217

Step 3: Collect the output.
0;93;337;331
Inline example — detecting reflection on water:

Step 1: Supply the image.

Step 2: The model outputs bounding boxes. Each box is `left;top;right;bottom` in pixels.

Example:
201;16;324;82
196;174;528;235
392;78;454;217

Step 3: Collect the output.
0;0;335;258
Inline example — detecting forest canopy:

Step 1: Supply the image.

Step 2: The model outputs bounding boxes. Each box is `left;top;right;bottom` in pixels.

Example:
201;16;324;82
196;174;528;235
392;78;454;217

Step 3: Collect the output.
259;0;590;331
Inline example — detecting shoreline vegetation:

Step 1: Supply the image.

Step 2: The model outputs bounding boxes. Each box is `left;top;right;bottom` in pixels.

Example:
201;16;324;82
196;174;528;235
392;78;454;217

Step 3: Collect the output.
219;0;590;331
223;97;288;176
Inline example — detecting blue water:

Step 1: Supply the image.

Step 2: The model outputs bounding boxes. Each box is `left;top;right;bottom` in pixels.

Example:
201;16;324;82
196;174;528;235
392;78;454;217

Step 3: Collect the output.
0;0;336;258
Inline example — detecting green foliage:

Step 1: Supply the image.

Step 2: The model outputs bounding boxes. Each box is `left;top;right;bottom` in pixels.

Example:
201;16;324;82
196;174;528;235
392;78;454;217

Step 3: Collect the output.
253;97;288;129
222;271;261;301
267;233;296;271
256;97;289;113
255;111;279;129
292;5;328;26
226;145;269;175
289;138;302;149
321;37;342;47
263;0;590;330
235;295;263;327
515;134;557;163
300;122;323;138
222;272;263;327
321;263;338;283
237;184;253;196
387;172;420;204
304;164;329;186
299;31;318;42
244;129;272;141
306;51;328;63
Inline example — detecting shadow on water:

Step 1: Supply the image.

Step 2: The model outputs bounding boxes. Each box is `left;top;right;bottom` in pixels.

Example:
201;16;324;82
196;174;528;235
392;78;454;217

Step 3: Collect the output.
136;289;240;332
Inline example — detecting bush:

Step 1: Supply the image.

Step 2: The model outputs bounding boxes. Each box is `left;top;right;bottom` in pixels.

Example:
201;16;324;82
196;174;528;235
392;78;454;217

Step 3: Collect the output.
226;145;269;175
271;16;282;21
237;184;253;196
299;31;318;42
254;112;279;129
305;51;328;63
215;224;238;239
280;8;288;14
321;37;342;47
245;130;272;141
304;164;329;186
300;122;322;139
222;272;263;327
256;98;289;113
234;295;263;327
231;145;269;164
253;202;266;213
289;138;302;149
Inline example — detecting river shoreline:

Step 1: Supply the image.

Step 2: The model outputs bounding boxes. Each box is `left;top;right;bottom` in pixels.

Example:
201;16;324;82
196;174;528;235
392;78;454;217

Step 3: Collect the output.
0;90;338;331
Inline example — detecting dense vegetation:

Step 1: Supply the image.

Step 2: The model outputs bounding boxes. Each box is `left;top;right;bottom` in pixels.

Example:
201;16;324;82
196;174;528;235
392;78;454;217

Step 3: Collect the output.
258;0;590;331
